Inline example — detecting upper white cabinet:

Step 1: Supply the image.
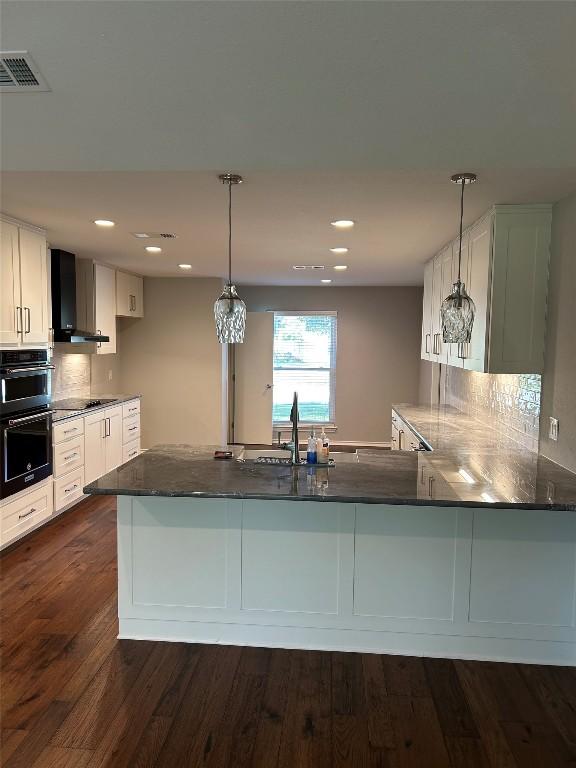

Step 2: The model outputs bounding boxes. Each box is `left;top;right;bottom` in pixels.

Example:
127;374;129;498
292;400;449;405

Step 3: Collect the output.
420;205;552;374
116;271;144;318
0;218;49;346
76;260;117;354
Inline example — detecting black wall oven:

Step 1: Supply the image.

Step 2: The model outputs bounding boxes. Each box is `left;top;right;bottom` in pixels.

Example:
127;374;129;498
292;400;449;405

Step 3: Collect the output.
0;350;54;500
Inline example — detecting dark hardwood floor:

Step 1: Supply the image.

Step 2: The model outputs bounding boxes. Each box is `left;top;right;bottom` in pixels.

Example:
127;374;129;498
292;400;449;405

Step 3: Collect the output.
1;495;575;767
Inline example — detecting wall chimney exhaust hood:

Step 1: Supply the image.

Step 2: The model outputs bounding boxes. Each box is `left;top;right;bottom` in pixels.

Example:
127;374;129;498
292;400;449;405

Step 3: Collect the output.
50;249;110;343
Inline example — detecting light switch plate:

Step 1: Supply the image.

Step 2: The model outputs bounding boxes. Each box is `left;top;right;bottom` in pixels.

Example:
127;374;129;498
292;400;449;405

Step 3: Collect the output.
549;416;559;441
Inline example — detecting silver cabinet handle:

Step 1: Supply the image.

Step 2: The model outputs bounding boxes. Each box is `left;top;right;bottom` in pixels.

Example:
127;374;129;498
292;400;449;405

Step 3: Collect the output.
128;425;137;432
64;484;79;494
25;307;31;334
428;476;435;498
63;451;78;462
425;333;430;353
63;426;78;435
49;327;55;350
398;429;404;450
19;507;36;519
103;417;111;438
128;407;138;413
5;365;55;374
16;306;23;334
97;329;102;350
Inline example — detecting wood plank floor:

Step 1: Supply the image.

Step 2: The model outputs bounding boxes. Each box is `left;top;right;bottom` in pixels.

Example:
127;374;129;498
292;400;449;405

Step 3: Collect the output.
1;495;575;767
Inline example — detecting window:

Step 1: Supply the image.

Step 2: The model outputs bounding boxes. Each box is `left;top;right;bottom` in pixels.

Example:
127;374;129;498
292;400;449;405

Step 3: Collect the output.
273;312;337;424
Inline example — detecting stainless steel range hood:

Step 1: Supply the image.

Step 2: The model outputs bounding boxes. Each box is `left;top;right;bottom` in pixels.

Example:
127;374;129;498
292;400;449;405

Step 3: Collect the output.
50;249;110;343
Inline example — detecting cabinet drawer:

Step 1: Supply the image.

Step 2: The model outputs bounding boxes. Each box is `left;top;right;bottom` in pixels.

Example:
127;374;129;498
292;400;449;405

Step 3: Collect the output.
53;435;84;478
53;417;84;444
1;483;53;545
123;414;140;444
122;438;140;463
54;467;85;512
122;399;140;419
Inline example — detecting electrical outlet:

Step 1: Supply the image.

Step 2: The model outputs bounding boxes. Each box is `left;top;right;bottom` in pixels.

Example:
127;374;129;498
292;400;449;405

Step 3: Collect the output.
549;416;559;441
108;369;113;382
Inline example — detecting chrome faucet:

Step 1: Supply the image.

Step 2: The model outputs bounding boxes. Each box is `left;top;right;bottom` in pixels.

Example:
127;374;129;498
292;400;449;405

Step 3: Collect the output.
281;392;300;465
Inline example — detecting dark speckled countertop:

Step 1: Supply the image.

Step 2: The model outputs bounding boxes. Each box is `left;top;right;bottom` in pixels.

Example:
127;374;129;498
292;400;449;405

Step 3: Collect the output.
84;403;576;510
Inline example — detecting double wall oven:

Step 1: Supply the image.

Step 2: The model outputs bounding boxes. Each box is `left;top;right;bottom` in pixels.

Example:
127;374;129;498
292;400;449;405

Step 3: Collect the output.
0;350;54;500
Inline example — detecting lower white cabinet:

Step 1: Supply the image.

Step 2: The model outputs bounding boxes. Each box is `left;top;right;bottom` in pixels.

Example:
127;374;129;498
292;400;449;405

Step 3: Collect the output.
123;439;140;463
53;434;84;478
54;467;85;511
84;405;123;484
0;480;53;548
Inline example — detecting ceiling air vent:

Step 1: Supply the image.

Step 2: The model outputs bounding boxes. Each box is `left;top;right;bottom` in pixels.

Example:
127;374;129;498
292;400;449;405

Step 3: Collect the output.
0;52;50;92
131;232;178;239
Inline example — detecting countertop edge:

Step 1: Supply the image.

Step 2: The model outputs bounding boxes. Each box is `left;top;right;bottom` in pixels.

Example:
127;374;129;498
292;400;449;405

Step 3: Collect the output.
52;394;142;422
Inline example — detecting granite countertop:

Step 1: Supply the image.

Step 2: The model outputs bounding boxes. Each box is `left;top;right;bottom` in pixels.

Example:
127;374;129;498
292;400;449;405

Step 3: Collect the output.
84;432;576;511
52;394;141;422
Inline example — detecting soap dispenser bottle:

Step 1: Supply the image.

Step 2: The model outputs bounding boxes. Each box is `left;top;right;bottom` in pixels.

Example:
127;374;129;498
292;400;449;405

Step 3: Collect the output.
318;427;330;464
307;427;318;464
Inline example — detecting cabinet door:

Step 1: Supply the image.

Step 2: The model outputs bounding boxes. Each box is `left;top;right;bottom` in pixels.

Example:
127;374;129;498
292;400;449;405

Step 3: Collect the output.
115;271;132;316
420;260;434;361
0;221;21;344
84;411;106;484
130;274;144;317
464;217;492;372
431;248;451;364
105;405;123;472
94;263;116;354
446;233;470;368
19;228;49;344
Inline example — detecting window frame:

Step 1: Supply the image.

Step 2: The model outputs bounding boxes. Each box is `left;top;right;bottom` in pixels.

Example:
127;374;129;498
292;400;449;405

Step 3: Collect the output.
272;310;337;428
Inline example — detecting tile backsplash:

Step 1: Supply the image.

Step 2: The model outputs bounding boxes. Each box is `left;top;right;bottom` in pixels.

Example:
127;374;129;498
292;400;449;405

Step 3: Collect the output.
442;366;541;452
51;351;91;399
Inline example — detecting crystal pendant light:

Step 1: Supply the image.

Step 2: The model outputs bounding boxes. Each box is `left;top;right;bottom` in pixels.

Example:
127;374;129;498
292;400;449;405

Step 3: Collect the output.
214;173;247;344
441;172;477;343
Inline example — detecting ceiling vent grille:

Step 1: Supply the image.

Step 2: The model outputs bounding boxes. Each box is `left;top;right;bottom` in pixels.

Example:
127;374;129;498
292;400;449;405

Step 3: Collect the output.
0;52;50;92
131;232;178;239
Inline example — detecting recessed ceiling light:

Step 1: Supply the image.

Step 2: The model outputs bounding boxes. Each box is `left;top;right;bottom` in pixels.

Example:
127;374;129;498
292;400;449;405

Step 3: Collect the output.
329;247;349;254
321;279;332;284
145;246;162;253
133;233;151;238
331;219;355;229
178;264;192;270
333;265;348;271
93;219;115;227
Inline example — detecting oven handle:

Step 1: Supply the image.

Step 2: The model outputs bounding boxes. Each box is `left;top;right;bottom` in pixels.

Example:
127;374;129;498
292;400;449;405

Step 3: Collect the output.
7;410;53;426
4;365;55;375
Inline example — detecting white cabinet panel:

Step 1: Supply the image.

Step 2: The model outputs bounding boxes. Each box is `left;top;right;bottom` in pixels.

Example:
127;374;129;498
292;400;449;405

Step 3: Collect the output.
94;263;117;354
105;405;123;472
420;260;434;361
19;228;49;344
241;501;347;614
131;497;230;608
53;434;84;478
1;482;52;547
54;467;85;512
53;417;84;445
116;271;144;317
354;505;459;620
470;508;576;627
0;221;20;344
463;217;491;371
122;413;140;445
84;411;106;485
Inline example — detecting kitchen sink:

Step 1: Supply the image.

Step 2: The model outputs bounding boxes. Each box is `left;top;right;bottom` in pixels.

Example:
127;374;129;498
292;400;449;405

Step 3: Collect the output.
236;448;358;465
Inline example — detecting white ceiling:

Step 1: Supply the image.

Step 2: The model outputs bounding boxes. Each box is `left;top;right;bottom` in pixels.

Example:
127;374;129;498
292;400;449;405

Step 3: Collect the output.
1;2;575;285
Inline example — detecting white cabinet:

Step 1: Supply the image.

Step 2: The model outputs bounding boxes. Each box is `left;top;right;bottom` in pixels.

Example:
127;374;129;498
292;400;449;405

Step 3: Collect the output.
84;405;123;484
116;271;144;318
121;399;141;460
0;221;20;344
420;205;552;373
0;218;49;346
77;260;117;354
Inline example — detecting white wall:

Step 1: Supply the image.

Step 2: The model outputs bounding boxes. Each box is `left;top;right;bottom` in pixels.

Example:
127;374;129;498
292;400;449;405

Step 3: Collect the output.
239;285;423;443
117;277;225;448
539;192;576;472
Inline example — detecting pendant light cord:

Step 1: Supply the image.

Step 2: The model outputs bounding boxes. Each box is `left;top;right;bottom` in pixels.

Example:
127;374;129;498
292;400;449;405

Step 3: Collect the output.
228;179;232;288
457;179;464;283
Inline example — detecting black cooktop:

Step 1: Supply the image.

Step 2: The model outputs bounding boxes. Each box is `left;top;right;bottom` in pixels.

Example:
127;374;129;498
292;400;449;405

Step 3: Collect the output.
52;398;118;411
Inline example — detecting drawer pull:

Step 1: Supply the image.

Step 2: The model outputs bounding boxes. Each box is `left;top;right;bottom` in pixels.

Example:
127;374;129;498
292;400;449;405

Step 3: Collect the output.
63;452;78;462
128;426;138;432
19;507;36;520
64;484;79;494
63;427;78;435
128;450;137;458
128;406;138;412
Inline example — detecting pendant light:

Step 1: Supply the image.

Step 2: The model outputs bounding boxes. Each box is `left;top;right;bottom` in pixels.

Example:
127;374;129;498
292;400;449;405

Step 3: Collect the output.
440;172;477;344
214;173;247;344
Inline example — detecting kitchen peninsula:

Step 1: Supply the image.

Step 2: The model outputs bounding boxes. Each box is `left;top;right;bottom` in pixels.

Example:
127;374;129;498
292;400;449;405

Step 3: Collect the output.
85;410;576;667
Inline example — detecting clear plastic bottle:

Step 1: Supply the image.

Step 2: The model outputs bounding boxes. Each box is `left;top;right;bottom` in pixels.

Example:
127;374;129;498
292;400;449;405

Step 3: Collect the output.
318;427;330;464
307;427;318;464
